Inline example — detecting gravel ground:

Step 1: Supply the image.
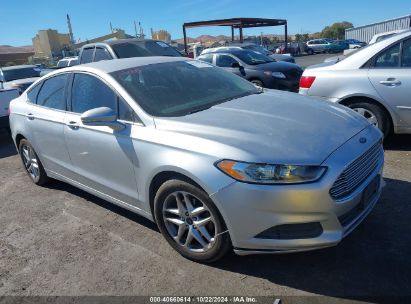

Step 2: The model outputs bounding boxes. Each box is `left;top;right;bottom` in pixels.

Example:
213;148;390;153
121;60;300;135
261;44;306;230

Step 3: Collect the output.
0;127;410;303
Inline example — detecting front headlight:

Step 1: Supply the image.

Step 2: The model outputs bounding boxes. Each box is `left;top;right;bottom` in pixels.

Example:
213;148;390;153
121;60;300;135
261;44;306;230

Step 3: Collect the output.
271;72;286;79
216;160;326;184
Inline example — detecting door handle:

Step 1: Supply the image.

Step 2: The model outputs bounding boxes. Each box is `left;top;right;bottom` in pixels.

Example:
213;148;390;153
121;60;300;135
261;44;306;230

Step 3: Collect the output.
26;113;35;120
379;78;401;86
67;121;79;130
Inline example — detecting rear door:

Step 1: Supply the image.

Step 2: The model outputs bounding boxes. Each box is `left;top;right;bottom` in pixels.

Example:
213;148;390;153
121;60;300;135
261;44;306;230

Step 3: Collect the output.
63;72;140;206
368;38;411;127
24;74;72;175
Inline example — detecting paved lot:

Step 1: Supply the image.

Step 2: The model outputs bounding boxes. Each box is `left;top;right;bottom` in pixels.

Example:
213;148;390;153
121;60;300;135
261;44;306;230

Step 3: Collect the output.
0;127;410;302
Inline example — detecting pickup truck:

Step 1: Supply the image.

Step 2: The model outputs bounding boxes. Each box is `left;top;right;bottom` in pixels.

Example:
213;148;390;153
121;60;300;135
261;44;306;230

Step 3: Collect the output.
0;89;19;130
78;38;181;64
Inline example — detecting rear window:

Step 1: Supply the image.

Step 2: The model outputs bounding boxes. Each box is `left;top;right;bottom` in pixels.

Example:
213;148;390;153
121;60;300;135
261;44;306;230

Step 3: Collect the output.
112;41;182;58
80;48;94;64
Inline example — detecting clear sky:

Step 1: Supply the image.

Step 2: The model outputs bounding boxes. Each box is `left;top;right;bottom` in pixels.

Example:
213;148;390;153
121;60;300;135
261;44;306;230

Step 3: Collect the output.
1;0;410;46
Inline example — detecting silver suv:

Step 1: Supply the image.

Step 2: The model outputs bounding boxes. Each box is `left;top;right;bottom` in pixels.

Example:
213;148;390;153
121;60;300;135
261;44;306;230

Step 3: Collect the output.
300;30;411;137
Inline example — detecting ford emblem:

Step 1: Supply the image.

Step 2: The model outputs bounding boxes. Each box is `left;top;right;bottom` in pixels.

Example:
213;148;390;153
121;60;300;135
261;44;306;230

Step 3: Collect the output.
359;137;367;144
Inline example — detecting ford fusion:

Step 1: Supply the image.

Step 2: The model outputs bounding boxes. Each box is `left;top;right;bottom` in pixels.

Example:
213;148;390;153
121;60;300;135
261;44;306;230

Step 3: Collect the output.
9;57;384;262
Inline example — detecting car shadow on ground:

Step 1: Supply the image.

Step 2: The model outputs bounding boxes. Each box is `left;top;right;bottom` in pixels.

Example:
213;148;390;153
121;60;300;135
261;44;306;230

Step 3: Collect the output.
384;134;411;151
44;179;159;232
213;176;411;299
0;130;17;158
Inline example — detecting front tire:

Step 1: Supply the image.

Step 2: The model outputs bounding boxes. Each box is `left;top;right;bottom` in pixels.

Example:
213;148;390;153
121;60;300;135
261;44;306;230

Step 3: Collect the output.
19;139;49;185
154;179;231;263
250;79;264;88
347;101;391;138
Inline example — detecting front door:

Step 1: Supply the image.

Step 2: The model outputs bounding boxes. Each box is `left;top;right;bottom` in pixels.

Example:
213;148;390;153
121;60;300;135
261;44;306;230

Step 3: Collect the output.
63;72;140;206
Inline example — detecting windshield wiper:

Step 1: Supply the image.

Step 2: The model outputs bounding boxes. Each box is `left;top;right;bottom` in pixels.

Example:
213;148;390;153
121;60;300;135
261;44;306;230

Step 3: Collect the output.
187;106;212;115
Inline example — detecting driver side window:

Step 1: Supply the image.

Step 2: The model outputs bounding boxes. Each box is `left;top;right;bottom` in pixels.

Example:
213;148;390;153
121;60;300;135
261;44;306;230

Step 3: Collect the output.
216;55;238;67
70;73;139;123
71;73;117;114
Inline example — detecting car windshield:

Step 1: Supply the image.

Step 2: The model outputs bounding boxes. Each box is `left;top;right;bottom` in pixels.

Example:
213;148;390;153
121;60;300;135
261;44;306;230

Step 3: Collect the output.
2;67;39;81
234;50;274;65
111;61;259;117
112;41;182;58
243;45;271;55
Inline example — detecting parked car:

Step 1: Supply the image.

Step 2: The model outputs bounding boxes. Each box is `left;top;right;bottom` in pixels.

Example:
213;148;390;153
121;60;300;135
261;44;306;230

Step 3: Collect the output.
9;56;384;262
198;49;302;92
0;65;40;93
345;39;367;49
57;56;79;68
78;39;182;64
0;65;40;128
0;89;19;130
306;39;348;54
300;30;411;137
369;29;408;44
225;43;296;63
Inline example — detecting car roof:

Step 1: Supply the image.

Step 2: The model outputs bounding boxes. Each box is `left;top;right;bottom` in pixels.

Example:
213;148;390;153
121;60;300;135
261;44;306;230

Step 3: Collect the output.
201;48;250;55
81;38;164;49
59;56;191;74
1;64;37;70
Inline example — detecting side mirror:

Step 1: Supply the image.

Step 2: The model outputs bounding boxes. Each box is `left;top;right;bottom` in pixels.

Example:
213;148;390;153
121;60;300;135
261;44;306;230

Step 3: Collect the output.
231;62;241;68
81;107;125;131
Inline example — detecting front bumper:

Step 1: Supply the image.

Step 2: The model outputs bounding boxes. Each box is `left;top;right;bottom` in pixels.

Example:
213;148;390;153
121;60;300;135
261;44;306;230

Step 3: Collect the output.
210;126;384;254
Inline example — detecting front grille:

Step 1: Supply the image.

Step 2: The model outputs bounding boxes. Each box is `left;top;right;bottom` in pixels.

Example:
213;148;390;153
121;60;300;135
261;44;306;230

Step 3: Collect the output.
330;142;383;200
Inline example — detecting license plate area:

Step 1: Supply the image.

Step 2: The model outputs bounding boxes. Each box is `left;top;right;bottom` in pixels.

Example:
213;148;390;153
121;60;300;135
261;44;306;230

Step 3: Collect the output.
360;174;380;210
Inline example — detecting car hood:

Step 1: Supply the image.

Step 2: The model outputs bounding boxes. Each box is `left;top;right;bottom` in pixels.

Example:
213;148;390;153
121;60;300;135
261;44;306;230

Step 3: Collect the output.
252;61;301;72
154;90;369;165
5;77;39;85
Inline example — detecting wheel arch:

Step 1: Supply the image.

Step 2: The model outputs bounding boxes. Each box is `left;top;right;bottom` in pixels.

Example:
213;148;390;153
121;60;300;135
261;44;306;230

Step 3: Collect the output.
338;95;397;133
147;168;232;232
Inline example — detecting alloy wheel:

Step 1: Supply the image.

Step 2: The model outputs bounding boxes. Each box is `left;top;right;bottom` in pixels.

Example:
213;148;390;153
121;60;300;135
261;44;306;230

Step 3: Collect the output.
21;144;40;179
162;191;217;253
352;107;379;128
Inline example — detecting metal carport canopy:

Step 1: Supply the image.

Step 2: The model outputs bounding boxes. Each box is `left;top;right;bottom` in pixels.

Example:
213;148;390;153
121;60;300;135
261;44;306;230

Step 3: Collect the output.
182;17;288;54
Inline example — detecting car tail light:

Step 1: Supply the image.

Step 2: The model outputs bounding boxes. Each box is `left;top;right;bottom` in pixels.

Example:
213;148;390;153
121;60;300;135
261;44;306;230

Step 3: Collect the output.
299;76;316;89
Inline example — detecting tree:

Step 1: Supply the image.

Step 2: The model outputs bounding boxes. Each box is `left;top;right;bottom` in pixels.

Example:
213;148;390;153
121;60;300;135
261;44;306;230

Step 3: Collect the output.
295;34;303;41
321;22;353;40
302;33;310;41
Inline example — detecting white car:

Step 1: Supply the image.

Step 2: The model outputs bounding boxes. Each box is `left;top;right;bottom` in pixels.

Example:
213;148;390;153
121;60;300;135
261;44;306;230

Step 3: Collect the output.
0;89;19;129
300;30;411;137
57;56;78;68
369;29;408;45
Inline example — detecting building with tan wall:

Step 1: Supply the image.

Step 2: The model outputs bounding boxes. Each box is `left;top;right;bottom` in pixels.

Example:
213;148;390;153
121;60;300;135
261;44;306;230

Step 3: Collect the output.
151;30;171;43
32;29;72;59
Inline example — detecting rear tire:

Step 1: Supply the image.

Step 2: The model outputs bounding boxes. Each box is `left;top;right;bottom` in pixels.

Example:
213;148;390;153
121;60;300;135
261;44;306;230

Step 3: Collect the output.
18;139;49;185
347;101;391;138
250;79;264;87
154;179;231;263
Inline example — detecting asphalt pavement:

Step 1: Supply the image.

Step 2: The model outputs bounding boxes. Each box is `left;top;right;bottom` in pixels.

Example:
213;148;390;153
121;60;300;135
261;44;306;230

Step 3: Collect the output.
1;128;410;303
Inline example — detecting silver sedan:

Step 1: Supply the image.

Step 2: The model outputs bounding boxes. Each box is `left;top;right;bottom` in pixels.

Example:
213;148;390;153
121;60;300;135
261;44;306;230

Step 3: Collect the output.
9;57;384;262
300;30;411;138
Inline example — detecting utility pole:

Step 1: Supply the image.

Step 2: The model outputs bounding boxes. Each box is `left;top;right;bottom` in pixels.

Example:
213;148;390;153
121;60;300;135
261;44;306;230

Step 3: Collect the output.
134;21;138;37
110;22;113;33
260;32;263;46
